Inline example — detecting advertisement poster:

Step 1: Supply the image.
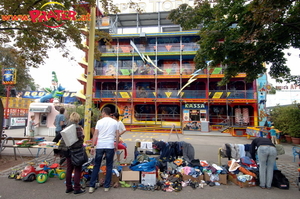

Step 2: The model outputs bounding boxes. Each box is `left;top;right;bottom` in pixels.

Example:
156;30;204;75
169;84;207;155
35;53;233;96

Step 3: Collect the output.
10;117;27;127
119;103;132;123
257;74;268;126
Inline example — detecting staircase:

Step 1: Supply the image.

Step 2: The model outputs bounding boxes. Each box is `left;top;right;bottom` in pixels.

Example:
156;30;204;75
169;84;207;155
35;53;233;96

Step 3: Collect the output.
218;118;231;133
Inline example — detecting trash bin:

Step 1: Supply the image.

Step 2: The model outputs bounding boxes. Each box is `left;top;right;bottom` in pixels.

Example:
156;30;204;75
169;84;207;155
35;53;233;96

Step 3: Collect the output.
201;121;209;132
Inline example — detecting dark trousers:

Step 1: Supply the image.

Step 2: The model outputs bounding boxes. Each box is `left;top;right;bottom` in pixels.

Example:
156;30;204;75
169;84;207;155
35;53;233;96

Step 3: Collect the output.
66;157;82;191
53;131;62;142
89;148;115;188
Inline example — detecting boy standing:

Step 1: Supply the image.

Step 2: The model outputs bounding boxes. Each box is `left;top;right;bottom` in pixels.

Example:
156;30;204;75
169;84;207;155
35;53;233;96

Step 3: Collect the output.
29;115;39;137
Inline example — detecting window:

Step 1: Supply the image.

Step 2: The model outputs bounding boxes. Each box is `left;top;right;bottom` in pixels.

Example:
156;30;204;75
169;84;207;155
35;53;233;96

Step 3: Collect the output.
157;105;180;122
134;105;155;121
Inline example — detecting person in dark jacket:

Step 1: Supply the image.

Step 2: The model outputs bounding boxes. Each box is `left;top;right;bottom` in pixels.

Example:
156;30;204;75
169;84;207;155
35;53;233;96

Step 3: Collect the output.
58;112;85;194
181;141;195;163
250;137;277;189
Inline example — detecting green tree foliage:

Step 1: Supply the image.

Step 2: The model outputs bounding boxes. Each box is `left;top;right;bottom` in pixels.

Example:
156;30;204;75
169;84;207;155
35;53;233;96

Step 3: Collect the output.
0;46;36;95
0;0;118;68
271;103;300;138
64;103;100;125
168;0;300;85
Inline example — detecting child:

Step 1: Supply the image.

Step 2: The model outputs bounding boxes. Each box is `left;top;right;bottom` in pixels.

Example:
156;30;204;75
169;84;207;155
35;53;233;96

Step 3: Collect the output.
29;115;39;137
269;126;278;145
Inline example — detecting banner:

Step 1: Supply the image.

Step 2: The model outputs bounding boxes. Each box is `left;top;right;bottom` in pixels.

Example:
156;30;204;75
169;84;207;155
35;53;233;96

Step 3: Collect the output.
21;91;78;103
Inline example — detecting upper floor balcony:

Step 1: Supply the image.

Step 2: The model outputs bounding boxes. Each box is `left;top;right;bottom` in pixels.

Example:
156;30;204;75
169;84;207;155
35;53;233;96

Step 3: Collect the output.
94;89;256;100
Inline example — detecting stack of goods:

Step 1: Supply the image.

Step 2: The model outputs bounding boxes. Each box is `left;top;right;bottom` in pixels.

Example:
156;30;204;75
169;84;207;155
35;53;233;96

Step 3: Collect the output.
201;160;228;186
124;139;228;192
227;156;258;188
219;143;252;160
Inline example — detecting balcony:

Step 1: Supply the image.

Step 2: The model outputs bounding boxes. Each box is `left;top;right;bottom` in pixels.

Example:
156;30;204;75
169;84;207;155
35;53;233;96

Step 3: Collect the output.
94;90;256;100
209;90;255;99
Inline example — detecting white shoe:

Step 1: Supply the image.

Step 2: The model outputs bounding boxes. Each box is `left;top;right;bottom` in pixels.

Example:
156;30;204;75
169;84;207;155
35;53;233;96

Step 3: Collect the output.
104;188;109;192
89;187;95;194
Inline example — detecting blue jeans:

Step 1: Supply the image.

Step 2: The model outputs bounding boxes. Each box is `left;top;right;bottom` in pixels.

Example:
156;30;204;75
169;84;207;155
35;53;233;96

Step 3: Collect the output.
89;148;115;188
257;146;277;188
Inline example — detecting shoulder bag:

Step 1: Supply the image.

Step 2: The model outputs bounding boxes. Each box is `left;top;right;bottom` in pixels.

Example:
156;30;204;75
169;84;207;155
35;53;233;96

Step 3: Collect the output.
70;147;88;166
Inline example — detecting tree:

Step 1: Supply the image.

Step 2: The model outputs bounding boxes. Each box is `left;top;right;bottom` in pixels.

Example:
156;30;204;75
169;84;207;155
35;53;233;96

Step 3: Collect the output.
0;46;36;95
168;0;300;85
0;0;120;68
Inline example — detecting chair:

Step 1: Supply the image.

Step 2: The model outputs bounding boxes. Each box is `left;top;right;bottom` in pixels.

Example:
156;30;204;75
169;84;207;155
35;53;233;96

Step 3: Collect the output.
292;146;300;162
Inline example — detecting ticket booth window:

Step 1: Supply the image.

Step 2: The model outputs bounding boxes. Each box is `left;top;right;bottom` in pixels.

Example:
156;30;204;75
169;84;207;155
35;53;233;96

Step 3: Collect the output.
190;110;200;121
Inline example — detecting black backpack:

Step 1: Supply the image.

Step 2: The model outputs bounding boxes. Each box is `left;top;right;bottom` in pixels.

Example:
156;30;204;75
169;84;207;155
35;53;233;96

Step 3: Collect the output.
272;170;289;189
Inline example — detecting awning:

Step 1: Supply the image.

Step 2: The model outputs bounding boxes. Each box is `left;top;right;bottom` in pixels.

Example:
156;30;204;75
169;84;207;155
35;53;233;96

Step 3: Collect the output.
29;105;51;113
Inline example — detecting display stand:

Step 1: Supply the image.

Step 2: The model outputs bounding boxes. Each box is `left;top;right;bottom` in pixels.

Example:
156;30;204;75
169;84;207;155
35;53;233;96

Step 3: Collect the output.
13;145;54;162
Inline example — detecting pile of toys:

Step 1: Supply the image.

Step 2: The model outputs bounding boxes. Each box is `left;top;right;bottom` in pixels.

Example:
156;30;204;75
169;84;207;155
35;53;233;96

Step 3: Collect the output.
8;161;66;183
16;137;45;147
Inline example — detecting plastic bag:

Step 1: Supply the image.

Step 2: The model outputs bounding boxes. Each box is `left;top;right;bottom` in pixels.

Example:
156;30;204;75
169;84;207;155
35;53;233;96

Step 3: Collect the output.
129;157;157;172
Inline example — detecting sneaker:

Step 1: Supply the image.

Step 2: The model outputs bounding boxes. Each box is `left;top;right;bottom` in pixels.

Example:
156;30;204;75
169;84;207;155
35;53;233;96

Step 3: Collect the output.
89;187;95;194
74;189;85;194
65;188;74;193
104;188;109;192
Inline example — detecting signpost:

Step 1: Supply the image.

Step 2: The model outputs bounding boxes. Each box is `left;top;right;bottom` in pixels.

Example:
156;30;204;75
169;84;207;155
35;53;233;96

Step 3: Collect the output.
2;68;17;128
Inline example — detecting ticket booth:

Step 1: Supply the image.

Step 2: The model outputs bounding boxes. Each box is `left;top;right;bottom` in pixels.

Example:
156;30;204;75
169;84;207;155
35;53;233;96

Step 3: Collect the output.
182;103;207;131
27;103;58;136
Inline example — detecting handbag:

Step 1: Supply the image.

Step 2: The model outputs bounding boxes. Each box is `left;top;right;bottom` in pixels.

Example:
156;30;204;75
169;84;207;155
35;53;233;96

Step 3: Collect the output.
70;147;88;166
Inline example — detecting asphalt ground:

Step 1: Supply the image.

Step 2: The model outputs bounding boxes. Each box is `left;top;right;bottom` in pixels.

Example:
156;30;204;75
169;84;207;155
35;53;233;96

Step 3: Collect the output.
0;128;299;199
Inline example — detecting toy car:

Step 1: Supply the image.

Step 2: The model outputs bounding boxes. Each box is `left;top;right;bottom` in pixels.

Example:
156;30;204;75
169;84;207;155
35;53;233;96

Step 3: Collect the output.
18;162;45;182
16;139;29;145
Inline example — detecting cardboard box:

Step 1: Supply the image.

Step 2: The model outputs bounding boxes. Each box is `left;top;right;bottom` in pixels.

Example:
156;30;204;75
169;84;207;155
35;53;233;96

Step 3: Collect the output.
182;174;204;183
228;173;256;188
98;172;120;183
141;170;157;185
204;172;227;185
121;166;140;182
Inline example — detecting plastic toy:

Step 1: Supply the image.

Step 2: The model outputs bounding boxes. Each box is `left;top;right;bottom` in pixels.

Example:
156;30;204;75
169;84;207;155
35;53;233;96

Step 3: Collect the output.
36;162;66;183
17;161;66;183
18;162;45;182
8;169;20;179
79;159;94;188
16;139;30;145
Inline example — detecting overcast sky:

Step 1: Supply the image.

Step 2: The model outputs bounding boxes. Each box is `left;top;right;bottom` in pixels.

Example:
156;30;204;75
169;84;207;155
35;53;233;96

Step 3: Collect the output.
30;44;85;92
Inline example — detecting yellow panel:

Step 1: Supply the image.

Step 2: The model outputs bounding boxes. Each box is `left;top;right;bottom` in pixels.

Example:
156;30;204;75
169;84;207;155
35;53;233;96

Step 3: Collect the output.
119;92;130;98
153;92;156;97
227;92;231;97
212;92;223;99
165;92;172;98
180;92;184;97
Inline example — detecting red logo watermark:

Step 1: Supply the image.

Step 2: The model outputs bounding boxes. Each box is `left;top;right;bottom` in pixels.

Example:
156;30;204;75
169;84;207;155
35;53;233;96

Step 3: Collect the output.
1;1;90;28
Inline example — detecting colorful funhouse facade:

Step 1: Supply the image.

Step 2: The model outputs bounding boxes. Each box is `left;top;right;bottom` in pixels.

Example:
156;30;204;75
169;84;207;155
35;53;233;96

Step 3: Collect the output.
80;12;268;135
